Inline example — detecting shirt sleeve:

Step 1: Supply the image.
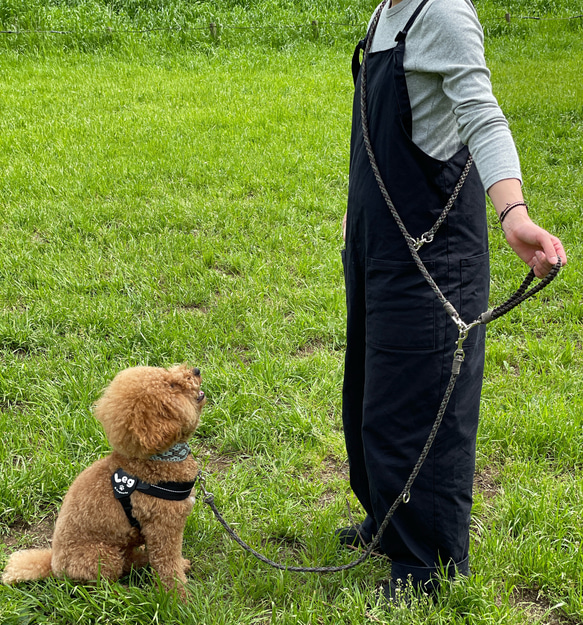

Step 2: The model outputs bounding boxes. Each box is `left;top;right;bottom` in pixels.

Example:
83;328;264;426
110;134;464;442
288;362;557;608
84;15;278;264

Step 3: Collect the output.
411;0;522;190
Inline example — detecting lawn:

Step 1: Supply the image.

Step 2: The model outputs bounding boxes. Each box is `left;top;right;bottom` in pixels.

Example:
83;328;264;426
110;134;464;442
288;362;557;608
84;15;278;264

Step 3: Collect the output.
0;1;582;623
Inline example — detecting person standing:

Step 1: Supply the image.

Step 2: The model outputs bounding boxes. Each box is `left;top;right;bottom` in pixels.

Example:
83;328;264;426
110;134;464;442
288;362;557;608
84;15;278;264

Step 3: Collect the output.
339;0;567;601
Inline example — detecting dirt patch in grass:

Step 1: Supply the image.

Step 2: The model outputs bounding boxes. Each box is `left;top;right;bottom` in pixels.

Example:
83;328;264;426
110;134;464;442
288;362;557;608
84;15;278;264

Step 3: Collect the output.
315;456;349;507
511;587;572;625
317;489;337;507
0;400;26;413
296;339;325;358
195;448;251;475
260;535;307;561
176;303;210;315
3;510;57;551
474;466;500;500
319;456;349;483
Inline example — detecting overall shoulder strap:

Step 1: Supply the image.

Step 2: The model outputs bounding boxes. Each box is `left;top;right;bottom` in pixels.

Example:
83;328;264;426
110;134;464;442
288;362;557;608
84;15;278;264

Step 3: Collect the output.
112;468;141;528
351;38;367;85
352;0;391;85
352;0;432;84
395;0;432;42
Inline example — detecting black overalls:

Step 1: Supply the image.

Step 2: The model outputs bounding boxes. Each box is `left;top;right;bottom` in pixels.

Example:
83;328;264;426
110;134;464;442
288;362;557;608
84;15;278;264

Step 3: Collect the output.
342;0;490;588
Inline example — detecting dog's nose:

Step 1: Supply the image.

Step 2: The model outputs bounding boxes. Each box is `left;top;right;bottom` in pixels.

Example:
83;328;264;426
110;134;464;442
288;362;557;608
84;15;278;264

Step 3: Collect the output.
192;367;201;377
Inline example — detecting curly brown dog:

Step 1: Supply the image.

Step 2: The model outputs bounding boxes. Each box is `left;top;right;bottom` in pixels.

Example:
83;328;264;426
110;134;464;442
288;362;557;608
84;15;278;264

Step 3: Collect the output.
2;364;206;599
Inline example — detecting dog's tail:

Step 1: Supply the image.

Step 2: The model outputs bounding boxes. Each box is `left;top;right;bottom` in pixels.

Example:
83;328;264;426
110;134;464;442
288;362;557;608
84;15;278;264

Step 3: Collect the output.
2;549;53;585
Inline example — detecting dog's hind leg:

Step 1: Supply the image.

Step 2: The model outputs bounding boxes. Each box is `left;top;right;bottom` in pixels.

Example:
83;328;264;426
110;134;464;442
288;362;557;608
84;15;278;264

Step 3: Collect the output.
52;544;125;582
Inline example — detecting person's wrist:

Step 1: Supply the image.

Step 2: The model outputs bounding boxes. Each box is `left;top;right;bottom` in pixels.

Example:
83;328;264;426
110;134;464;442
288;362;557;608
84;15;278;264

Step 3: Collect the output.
499;201;528;224
500;205;531;235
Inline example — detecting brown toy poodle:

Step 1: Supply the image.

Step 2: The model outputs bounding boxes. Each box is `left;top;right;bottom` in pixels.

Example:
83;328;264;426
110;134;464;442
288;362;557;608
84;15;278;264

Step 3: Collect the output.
2;364;206;599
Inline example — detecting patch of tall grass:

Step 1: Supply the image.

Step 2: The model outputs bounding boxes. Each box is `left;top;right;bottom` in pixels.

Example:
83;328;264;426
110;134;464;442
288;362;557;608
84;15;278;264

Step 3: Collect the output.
0;0;372;54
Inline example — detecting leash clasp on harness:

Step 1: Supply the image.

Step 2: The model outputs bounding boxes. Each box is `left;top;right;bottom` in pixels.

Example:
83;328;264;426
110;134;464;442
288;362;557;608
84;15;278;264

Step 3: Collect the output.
196;470;215;505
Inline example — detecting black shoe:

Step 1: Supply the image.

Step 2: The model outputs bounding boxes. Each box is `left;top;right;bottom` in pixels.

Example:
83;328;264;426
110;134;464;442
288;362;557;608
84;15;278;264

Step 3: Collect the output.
337;514;376;545
335;523;372;548
335;523;386;556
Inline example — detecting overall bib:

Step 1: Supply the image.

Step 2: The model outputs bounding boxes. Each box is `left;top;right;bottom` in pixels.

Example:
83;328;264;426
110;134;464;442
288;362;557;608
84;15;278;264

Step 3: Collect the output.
342;0;489;587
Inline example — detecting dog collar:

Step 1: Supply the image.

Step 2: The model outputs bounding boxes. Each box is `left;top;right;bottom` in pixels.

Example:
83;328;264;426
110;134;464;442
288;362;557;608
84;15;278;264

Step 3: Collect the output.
149;442;191;463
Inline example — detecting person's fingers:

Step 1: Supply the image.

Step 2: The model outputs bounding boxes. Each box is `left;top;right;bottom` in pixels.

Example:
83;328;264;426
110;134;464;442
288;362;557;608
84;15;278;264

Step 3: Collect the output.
533;250;550;278
551;236;568;266
538;235;558;266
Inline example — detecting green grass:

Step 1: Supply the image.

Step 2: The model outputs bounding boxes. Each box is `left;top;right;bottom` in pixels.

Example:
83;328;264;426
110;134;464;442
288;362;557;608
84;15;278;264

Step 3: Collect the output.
1;1;582;623
0;0;370;54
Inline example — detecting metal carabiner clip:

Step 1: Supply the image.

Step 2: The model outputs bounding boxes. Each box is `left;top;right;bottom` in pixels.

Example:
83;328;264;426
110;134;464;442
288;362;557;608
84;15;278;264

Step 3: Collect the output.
456;329;469;353
413;232;435;251
452;329;469;375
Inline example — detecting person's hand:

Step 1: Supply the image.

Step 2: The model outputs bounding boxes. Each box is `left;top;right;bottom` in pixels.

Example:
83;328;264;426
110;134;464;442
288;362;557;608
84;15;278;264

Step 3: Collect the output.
503;213;567;278
487;179;567;278
342;212;347;241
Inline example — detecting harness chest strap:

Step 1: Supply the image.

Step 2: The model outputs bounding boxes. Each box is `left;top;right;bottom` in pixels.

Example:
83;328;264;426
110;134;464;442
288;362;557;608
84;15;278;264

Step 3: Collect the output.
111;468;195;530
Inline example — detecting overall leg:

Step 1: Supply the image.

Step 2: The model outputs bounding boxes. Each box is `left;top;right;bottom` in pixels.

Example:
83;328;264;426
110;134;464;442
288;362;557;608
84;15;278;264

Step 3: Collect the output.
361;249;488;591
341;248;376;525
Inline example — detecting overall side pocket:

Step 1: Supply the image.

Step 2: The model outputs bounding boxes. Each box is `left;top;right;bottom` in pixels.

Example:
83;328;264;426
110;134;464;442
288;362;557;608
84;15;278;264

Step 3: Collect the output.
460;252;490;346
365;257;436;351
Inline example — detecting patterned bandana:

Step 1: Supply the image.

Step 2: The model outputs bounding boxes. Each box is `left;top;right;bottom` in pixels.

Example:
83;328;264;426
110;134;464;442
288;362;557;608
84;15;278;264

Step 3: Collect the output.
149;442;191;462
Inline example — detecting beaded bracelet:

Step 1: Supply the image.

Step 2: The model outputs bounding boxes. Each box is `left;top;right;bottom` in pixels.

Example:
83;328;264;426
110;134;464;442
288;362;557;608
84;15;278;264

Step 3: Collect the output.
499;201;528;224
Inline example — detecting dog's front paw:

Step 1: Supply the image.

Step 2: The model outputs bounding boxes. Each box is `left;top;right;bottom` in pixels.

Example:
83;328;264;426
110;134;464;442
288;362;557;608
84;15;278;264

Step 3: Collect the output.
181;558;191;573
177;583;189;601
167;576;190;602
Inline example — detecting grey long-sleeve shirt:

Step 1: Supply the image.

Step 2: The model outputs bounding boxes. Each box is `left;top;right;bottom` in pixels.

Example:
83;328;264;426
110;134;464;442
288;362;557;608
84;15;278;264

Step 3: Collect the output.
368;0;522;191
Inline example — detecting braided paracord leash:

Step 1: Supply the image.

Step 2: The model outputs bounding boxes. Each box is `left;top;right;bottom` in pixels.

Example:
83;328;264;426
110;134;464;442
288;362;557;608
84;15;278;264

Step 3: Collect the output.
196;0;562;574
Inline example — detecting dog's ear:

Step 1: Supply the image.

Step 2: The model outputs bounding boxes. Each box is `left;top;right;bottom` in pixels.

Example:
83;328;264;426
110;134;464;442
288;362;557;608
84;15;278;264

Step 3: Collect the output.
127;394;183;456
94;365;201;459
94;367;187;459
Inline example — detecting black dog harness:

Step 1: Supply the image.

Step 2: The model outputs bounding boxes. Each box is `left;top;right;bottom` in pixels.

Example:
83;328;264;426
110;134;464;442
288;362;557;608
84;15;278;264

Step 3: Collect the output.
111;468;195;530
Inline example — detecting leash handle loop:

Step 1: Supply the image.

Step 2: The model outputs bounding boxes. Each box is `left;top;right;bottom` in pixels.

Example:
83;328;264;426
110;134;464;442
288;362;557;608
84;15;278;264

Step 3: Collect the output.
478;257;562;326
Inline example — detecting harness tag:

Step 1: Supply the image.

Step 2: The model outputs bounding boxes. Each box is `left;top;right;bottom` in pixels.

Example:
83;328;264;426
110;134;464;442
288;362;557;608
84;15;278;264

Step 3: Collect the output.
111;468;138;499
